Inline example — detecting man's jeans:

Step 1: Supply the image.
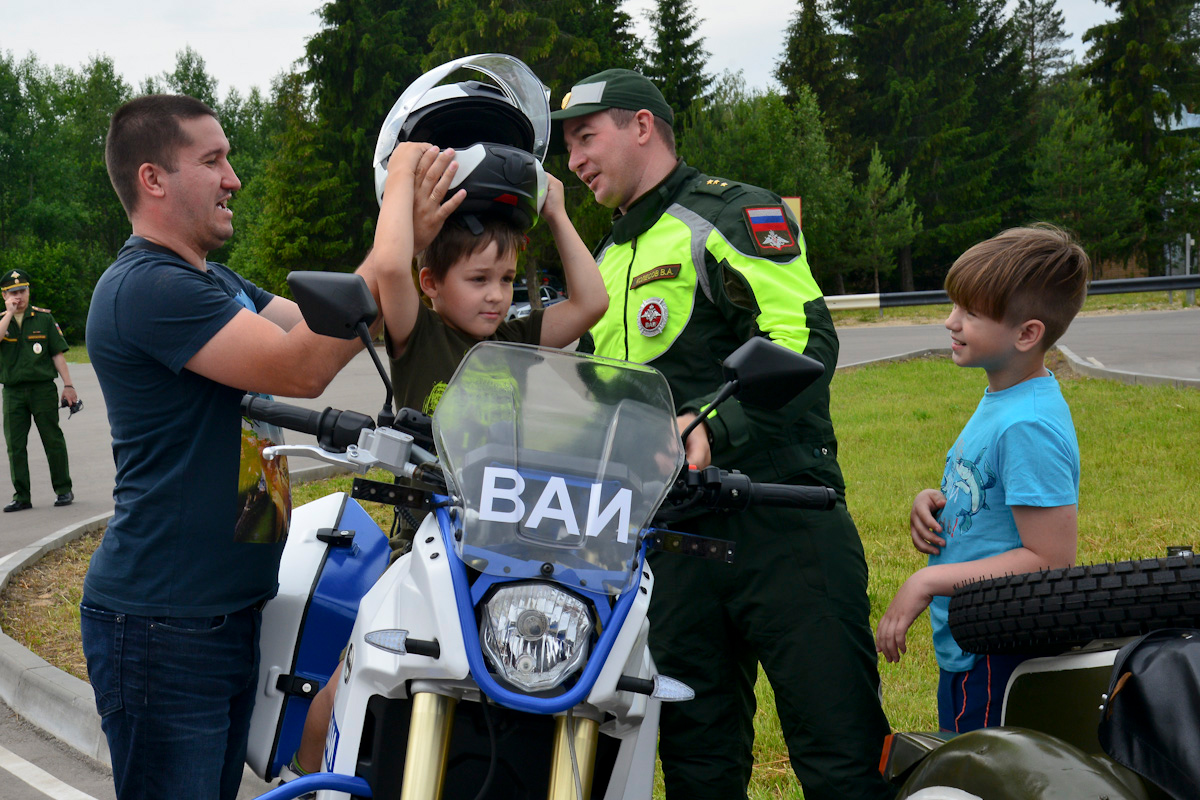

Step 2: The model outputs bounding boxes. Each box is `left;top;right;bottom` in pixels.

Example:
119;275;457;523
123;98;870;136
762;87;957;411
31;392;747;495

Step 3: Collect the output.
79;596;261;800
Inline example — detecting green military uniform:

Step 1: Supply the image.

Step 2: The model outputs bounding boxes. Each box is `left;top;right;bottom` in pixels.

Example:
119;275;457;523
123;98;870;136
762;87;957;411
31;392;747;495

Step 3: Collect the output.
584;162;894;800
1;270;73;506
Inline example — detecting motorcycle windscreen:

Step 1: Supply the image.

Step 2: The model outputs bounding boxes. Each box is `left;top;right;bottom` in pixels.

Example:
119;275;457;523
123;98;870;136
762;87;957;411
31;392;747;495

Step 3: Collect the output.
434;342;684;595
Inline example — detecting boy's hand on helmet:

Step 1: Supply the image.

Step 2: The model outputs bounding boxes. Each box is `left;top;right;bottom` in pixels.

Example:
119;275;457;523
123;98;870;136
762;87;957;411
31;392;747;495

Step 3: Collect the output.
412;147;466;253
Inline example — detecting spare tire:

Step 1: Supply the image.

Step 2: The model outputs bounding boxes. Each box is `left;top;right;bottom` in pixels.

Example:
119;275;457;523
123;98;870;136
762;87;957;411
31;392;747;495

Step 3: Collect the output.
949;555;1200;656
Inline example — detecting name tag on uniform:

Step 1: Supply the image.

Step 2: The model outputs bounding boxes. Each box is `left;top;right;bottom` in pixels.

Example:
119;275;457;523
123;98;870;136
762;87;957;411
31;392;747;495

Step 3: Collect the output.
630;264;681;290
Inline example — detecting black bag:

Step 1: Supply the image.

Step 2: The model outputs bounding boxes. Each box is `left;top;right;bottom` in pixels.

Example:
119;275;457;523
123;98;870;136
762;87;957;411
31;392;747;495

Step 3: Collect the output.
1098;628;1200;800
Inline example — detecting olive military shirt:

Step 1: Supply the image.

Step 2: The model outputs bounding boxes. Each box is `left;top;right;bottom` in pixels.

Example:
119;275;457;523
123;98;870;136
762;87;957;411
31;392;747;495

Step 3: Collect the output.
0;306;68;386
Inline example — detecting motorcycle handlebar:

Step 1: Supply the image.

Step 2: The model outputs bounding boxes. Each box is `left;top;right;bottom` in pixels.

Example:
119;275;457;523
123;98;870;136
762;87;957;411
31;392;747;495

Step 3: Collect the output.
665;466;838;514
746;481;838;511
240;395;375;452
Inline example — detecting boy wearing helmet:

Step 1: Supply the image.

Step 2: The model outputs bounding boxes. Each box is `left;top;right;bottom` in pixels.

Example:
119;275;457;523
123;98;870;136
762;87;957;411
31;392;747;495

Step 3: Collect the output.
375;143;607;414
280;141;605;783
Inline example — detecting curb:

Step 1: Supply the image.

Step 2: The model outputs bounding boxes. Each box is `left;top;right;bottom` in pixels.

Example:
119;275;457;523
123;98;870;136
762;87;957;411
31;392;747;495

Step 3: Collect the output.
1058;345;1200;390
0;463;352;771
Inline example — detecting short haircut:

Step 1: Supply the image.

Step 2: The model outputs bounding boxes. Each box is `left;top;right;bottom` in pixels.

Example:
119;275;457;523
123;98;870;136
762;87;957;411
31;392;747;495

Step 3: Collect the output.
945;223;1091;349
608;107;676;157
418;217;524;283
105;94;217;216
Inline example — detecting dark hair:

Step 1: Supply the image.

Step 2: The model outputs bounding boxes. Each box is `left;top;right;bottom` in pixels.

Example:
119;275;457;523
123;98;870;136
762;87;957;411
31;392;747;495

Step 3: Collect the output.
418;218;524;283
105;94;217;216
945;224;1091;349
608;107;676;156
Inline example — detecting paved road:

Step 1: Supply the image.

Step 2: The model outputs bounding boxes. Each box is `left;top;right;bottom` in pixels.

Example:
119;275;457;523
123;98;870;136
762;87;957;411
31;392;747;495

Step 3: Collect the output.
836;308;1199;379
0;307;1195;798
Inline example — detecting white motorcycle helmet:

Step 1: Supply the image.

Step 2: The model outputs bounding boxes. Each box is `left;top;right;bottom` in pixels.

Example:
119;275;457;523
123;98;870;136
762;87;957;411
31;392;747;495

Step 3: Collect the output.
373;54;551;233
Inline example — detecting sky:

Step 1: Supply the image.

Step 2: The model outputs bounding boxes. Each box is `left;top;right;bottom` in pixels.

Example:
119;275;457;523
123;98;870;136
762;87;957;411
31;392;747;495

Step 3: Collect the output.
2;0;1117;101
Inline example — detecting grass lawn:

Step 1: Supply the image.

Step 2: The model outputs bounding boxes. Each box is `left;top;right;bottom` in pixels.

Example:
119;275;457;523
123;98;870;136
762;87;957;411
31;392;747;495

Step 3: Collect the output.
3;352;1197;798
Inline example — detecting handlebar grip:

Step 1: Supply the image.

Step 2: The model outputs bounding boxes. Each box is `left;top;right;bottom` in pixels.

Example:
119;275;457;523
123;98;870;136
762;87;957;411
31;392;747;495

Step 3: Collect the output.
748;482;838;510
240;395;375;451
240;395;322;435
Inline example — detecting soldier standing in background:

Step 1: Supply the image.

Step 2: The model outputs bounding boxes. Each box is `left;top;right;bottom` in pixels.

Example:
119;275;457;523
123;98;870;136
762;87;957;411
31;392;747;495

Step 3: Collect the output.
0;268;76;512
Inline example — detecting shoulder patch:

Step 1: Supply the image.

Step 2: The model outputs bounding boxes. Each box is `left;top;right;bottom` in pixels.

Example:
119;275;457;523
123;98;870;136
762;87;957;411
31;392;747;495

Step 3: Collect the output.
694;177;741;198
32;306;50;313
742;205;801;256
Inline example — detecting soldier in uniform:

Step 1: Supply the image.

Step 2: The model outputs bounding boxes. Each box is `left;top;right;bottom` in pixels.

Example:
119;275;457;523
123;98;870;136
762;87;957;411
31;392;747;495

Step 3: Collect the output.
0;268;76;511
553;70;895;800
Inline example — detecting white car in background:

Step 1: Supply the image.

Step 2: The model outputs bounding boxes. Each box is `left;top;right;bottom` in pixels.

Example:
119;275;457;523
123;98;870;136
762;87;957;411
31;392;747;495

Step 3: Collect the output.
507;283;565;320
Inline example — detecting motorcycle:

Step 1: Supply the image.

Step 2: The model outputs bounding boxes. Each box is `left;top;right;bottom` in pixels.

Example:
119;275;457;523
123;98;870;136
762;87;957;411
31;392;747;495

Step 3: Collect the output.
881;553;1200;799
240;271;837;800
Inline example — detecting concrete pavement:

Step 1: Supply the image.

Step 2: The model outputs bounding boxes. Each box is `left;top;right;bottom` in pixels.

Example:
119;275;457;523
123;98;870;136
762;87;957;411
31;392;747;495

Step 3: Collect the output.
0;307;1195;792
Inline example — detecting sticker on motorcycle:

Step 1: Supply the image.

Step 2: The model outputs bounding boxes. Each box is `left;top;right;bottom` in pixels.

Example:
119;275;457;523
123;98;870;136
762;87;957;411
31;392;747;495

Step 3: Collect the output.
479;465;634;544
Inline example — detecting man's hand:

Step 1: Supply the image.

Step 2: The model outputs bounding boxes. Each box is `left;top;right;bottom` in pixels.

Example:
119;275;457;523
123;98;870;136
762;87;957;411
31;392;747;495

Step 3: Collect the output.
61;385;79;407
412;146;466;253
676;412;711;469
3;293;19;316
910;488;947;554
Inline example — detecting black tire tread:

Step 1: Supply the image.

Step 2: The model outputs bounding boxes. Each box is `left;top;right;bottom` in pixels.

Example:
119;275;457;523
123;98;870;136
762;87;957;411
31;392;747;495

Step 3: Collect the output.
948;555;1200;655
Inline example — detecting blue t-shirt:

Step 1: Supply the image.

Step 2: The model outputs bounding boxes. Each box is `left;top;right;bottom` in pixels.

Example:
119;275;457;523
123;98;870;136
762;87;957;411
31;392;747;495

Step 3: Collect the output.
929;373;1080;672
85;236;285;616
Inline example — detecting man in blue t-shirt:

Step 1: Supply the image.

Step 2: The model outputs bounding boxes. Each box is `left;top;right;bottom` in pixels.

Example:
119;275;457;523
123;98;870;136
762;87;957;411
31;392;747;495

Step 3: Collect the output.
875;225;1090;732
82;95;451;800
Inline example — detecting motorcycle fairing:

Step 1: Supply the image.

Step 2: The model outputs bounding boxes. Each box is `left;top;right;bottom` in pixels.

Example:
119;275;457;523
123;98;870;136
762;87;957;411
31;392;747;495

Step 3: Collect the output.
247;493;391;780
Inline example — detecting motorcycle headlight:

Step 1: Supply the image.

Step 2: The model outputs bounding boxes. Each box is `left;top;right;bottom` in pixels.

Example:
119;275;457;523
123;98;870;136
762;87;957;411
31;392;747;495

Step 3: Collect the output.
480;583;592;692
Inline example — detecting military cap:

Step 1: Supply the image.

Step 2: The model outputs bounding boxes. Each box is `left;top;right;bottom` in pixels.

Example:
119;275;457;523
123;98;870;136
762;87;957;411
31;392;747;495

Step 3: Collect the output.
551;69;675;125
1;269;30;293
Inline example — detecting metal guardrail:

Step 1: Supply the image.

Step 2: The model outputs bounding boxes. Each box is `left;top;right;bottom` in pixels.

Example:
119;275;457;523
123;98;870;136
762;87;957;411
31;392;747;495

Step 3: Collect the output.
825;274;1200;310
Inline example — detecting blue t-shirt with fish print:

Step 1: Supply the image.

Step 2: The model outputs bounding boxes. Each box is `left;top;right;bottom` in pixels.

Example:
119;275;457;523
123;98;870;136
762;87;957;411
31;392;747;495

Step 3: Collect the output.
929;373;1080;672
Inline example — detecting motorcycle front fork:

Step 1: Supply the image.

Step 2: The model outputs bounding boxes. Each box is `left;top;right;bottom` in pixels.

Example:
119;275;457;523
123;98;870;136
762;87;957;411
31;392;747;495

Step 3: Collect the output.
401;691;600;800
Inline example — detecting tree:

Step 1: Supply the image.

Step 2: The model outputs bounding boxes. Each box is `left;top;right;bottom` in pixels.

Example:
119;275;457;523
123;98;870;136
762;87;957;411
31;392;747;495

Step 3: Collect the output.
228;73;354;296
159;46;220;108
1027;80;1145;271
774;0;852;153
1083;0;1200;268
54;56;132;255
835;0;1029;290
839;146;922;294
644;0;710;118
304;0;443;262
678;77;853;290
0;52;35;250
1011;0;1072;90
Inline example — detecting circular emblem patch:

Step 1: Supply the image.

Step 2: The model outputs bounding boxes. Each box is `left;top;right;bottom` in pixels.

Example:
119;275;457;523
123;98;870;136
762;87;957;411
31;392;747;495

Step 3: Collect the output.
32;342;42;354
638;297;668;337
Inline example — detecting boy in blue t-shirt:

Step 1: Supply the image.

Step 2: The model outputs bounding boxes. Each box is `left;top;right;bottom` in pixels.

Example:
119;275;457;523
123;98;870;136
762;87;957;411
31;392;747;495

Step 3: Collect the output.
875;224;1091;732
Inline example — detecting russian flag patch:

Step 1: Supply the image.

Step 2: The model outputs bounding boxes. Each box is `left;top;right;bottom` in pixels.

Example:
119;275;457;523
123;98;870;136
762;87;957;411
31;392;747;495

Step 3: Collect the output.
742;205;800;256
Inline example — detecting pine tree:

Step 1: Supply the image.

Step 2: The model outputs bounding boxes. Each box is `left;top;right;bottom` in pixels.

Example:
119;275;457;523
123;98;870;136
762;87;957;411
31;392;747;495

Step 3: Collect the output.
774;0;850;132
1084;0;1200;267
304;0;444;262
644;0;711;118
1012;0;1072;89
1028;80;1145;270
835;0;1030;289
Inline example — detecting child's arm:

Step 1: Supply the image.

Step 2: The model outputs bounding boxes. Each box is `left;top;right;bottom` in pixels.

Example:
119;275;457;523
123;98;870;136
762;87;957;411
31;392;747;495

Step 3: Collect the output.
537;173;609;347
374;145;464;355
910;488;948;554
876;503;1077;663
